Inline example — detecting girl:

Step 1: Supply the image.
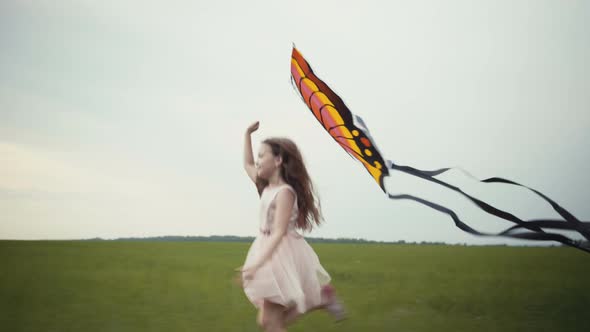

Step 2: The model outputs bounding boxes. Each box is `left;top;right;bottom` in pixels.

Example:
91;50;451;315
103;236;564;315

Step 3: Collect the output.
240;121;345;332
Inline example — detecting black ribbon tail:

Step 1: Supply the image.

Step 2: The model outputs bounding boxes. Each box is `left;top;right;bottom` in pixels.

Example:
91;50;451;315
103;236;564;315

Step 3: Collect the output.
386;160;590;254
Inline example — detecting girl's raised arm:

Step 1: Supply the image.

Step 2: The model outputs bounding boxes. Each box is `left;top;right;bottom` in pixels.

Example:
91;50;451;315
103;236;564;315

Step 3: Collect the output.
243;121;259;183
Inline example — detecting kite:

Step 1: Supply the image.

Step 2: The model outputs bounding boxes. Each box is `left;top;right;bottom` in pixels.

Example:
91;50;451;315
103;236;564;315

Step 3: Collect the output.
290;46;590;254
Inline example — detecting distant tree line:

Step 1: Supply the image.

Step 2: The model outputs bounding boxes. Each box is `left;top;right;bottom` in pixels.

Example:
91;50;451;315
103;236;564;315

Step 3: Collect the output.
80;235;484;246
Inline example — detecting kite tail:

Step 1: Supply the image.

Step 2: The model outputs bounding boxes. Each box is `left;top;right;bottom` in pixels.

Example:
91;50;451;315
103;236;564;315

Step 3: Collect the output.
386;160;590;254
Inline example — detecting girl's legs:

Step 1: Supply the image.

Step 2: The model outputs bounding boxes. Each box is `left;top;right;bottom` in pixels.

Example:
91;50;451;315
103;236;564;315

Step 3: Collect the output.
282;307;301;327
320;284;346;321
256;285;345;330
259;300;287;332
282;284;346;327
256;305;265;329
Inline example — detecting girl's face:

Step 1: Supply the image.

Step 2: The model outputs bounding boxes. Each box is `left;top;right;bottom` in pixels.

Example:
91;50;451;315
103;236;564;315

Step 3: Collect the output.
256;143;281;179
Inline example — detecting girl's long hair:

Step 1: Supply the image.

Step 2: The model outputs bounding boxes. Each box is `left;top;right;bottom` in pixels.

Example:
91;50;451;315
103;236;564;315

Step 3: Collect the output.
255;137;323;231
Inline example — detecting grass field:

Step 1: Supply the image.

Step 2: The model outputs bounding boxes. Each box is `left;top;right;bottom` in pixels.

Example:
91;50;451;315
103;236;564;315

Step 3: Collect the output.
0;240;588;332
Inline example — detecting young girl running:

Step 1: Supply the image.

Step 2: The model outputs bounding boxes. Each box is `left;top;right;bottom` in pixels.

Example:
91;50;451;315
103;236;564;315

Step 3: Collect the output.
239;121;345;331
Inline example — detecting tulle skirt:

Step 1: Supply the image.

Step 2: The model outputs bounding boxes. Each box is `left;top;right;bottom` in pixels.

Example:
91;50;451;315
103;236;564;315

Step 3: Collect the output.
242;231;331;314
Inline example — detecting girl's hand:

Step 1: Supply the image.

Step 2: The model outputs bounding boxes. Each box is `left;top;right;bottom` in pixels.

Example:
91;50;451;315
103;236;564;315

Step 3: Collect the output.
246;121;260;135
241;265;259;281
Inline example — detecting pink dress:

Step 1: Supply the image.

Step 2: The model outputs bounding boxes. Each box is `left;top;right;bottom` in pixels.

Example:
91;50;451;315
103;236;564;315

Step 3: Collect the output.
242;184;331;314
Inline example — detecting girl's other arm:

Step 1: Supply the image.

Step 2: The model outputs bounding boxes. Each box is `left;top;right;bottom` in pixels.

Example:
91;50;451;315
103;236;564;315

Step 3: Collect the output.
244;189;295;272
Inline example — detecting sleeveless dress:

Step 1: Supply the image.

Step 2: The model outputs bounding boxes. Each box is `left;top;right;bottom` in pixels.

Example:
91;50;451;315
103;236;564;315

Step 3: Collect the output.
242;184;331;314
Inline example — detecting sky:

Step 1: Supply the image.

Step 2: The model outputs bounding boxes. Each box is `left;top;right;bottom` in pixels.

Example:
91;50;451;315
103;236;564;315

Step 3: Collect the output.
1;0;588;245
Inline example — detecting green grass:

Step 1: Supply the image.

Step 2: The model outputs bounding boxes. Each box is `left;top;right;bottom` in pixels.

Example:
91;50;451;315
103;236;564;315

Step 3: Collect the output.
0;241;588;331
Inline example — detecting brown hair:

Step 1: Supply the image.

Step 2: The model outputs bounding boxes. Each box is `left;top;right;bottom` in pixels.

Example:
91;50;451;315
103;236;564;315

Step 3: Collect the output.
255;137;323;231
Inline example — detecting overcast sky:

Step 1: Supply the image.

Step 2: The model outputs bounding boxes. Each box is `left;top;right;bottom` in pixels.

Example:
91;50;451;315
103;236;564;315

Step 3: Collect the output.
1;0;588;245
